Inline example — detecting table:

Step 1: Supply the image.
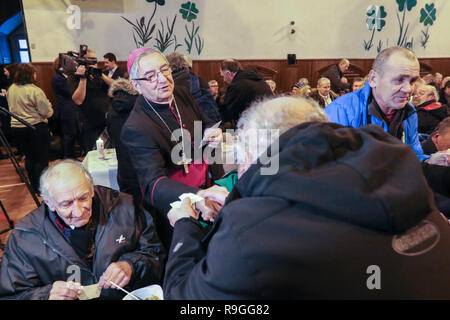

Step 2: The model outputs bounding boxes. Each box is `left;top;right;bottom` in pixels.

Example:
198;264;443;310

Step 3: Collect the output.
82;148;119;190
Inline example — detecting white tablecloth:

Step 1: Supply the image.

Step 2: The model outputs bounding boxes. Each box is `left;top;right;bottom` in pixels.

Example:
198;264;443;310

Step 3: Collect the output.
82;149;119;190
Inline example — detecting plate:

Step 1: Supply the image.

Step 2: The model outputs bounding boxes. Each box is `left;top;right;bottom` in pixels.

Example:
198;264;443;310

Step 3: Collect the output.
122;284;164;300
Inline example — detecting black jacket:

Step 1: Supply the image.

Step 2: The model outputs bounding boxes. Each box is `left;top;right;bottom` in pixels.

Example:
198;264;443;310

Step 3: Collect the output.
321;64;350;94
106;79;140;201
223;69;273;125
416;100;450;134
103;67;125;80
164;122;450;299
51;71;79;121
0;186;165;300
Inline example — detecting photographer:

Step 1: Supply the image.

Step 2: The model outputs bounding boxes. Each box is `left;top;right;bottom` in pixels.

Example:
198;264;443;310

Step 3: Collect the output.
68;49;110;153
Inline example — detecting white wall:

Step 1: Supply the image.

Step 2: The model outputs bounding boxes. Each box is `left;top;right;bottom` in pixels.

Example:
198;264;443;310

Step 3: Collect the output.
22;0;450;62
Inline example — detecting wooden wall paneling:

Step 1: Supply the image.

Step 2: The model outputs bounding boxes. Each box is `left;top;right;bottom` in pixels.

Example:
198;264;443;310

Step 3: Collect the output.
29;58;450;108
32;62;56;106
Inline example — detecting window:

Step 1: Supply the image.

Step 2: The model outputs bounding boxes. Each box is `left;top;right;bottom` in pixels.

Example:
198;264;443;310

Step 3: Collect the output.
18;38;29;62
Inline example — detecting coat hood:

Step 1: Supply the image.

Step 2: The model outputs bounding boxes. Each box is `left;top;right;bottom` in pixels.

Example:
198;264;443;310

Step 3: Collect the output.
109;78;138;114
108;78;139;97
234;122;436;234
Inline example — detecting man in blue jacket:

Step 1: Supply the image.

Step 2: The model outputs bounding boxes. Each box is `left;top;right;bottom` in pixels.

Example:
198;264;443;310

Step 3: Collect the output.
325;47;450;209
325;46;428;162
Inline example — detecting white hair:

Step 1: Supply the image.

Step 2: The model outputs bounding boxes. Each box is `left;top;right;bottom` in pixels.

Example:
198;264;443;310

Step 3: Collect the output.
39;159;94;204
236;96;328;163
317;77;330;87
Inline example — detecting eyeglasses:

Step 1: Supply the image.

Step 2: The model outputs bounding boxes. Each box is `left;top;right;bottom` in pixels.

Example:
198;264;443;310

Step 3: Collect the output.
132;65;171;83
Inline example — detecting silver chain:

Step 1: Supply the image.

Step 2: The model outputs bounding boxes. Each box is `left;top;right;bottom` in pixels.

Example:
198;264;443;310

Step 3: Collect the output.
143;97;189;162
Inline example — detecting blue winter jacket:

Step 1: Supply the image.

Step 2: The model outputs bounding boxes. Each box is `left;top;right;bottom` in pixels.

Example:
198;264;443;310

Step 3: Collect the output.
325;82;429;162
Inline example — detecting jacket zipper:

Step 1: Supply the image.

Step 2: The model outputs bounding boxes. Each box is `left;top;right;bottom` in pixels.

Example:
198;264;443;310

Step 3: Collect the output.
15;227;97;281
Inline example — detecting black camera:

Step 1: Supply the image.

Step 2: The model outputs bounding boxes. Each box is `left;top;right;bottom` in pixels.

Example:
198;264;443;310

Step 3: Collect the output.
59;45;102;79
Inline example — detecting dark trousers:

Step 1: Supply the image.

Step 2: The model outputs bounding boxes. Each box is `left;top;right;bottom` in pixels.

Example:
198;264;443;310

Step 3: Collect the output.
82;126;104;153
12;122;50;193
60;117;80;159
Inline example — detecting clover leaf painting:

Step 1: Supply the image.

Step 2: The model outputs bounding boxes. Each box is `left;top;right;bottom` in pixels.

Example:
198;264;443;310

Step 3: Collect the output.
180;1;199;22
364;5;387;51
420;3;436;26
122;0;205;55
420;3;437;48
396;0;417;11
180;1;204;55
146;0;165;5
362;1;437;52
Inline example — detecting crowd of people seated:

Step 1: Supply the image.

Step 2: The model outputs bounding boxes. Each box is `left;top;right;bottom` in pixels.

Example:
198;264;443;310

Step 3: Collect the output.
1;46;450;300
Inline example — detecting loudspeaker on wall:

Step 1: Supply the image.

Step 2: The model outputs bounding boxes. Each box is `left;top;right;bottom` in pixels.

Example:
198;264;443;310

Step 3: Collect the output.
287;54;296;65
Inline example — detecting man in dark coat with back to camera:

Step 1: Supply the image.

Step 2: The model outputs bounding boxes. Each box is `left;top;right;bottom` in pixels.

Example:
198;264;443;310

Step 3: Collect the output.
220;59;273;128
0;160;165;300
164;96;450;299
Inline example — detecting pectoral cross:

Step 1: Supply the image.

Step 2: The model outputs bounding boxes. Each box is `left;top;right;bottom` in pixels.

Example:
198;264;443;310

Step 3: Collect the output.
178;155;192;174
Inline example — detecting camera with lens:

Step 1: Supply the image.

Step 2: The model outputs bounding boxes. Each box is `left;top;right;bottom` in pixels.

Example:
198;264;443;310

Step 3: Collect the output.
59;45;102;79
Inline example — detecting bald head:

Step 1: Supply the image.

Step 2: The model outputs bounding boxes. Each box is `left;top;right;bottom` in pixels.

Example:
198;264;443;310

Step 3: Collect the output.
339;59;350;73
372;46;419;76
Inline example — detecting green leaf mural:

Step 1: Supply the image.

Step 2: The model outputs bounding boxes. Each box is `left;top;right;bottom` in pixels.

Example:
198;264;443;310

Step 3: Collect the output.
364;5;387;51
366;5;387;31
362;1;437;52
122;1;205;55
180;2;199;22
420;3;437;48
396;0;417;12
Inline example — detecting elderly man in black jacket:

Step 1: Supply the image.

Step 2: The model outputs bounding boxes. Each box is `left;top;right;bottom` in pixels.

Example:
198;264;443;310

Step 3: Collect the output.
0;160;165;300
164;96;450;300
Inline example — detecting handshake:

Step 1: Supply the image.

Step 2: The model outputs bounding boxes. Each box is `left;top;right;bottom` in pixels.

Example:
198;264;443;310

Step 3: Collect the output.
168;185;229;227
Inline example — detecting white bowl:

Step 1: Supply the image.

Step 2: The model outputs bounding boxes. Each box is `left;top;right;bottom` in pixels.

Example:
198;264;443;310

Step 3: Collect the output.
122;284;164;300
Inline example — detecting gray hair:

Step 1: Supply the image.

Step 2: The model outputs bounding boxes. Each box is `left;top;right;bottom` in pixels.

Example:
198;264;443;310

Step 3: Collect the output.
424;84;440;101
317;77;330;87
166;52;190;72
297;77;309;87
39;159;94;204
236;96;328;162
129;48;165;80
